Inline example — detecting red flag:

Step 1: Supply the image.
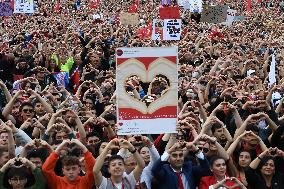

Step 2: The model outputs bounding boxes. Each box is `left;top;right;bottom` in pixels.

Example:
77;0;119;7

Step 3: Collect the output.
136;23;152;39
54;0;60;13
71;68;80;93
89;0;100;9
128;0;139;13
246;0;252;12
159;7;180;19
11;0;14;9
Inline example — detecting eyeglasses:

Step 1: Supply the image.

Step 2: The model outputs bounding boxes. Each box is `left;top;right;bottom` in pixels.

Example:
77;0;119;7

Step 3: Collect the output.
22;109;34;113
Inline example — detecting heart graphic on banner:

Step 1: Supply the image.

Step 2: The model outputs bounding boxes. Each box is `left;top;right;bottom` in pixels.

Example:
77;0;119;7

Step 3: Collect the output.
124;74;170;107
117;57;177;114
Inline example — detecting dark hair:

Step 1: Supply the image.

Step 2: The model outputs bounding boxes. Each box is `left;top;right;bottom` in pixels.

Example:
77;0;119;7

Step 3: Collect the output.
19;102;34;112
257;156;275;170
61;156;80;167
94;140;109;158
209;155;226;167
211;124;223;134
108;155;124;167
27;148;48;163
236;150;252;170
246;123;259;133
104;114;116;122
4;166;34;188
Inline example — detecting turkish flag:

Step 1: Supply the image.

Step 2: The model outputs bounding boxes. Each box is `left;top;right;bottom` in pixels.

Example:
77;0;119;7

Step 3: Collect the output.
71;68;80;93
128;0;139;13
246;0;252;12
137;23;152;39
89;0;100;9
159;7;180;19
54;0;60;13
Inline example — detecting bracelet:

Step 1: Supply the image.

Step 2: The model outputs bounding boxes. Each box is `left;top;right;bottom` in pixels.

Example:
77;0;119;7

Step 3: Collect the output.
129;148;137;154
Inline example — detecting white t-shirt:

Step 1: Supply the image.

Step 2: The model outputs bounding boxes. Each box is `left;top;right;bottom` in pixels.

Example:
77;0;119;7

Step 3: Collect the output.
98;172;137;189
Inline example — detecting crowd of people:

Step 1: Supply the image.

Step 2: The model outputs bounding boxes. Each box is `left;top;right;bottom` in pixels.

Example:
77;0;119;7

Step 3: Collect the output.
0;0;284;189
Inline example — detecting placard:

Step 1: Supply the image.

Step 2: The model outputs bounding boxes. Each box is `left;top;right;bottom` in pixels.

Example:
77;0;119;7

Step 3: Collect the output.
0;1;12;16
189;0;203;13
222;8;237;26
201;5;228;23
120;12;139;26
14;0;34;14
159;7;180;19
163;19;181;40
116;47;178;134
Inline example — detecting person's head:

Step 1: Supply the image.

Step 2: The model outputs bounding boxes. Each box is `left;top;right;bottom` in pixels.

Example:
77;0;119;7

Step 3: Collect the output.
168;149;184;171
6;166;31;189
139;146;150;164
94;141;109;158
237;150;252;168
0;147;9;167
108;155;125;178
11;99;21;118
63;110;75;126
104;114;116;128
83;97;94;110
27;149;46;168
19;102;35;121
61;156;81;181
0;132;9;146
124;155;136;174
211;124;226;142
258;156;275;177
86;133;101;146
210;156;227;178
33;100;45;116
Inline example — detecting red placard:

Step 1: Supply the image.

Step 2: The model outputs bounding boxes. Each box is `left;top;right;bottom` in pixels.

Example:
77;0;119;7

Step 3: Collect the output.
159;7;180;19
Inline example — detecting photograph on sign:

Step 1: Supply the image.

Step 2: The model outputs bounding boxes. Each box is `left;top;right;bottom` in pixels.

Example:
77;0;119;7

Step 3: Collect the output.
116;47;178;134
201;5;228;23
152;19;164;40
120;12;139;26
14;0;34;14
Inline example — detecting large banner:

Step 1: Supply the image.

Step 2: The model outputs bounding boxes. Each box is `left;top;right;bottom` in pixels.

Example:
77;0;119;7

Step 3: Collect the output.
120;12;139;26
116;47;178;135
201;5;228;23
0;1;12;16
14;0;34;14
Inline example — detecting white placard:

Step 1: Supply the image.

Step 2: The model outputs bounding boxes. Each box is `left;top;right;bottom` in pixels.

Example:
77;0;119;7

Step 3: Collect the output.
189;0;203;13
222;9;237;26
14;0;34;14
163;19;181;40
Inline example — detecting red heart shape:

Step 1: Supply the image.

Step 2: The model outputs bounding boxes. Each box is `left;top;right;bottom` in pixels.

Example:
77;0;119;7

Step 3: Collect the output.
118;123;123;126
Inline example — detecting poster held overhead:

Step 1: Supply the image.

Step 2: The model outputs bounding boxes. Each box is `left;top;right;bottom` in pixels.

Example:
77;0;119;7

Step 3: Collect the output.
116;47;178;135
201;5;228;23
0;1;12;16
14;0;34;13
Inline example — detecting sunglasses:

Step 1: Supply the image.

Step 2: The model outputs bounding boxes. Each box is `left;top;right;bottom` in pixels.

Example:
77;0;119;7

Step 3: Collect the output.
199;147;209;153
22;109;34;113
